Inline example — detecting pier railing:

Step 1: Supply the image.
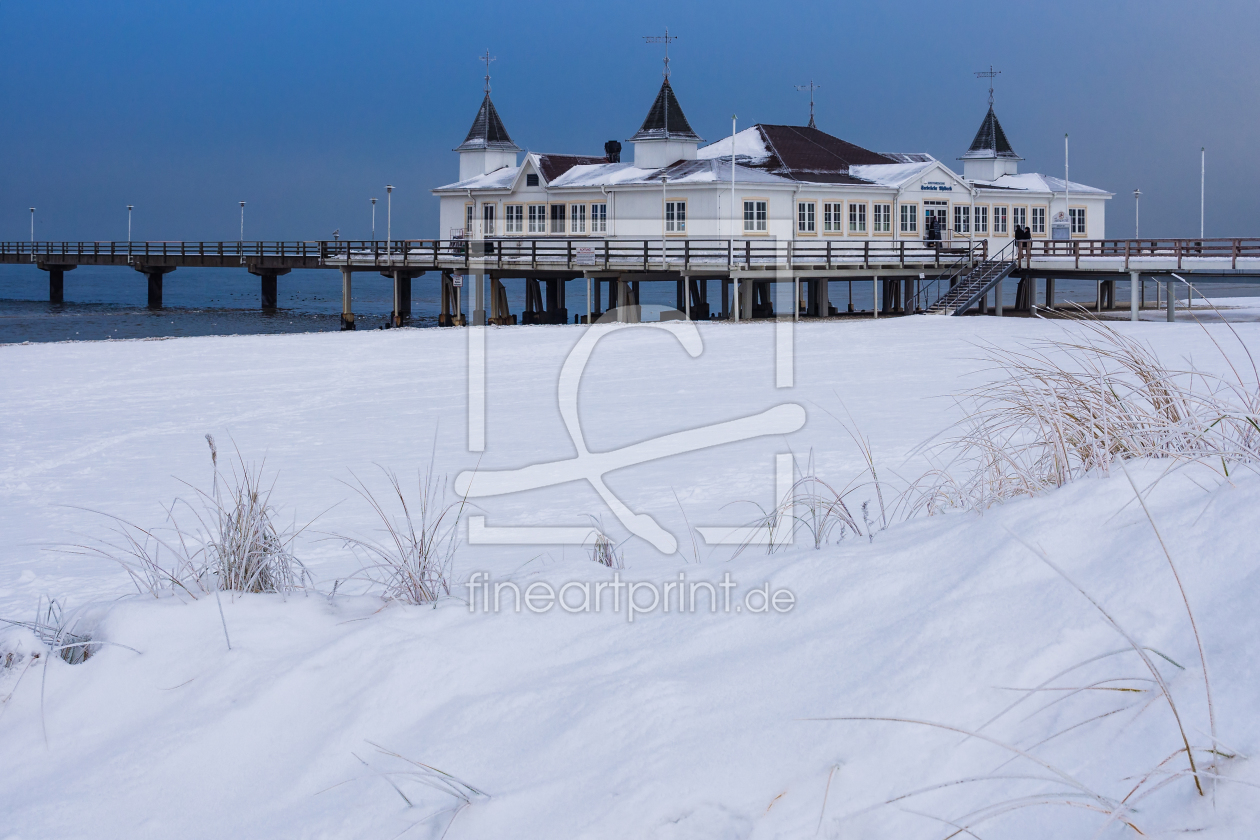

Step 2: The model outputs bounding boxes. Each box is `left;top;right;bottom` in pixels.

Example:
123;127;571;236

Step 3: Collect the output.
319;237;986;272
0;240;324;259
1016;238;1260;270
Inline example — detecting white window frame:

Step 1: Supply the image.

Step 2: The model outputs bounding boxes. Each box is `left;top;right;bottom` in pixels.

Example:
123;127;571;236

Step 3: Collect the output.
504;204;524;234
665;199;687;234
1069;206;1087;236
1031;206;1046;236
481;203;496;236
464;203;474;236
1012;205;1028;230
899;203;918;234
974;205;988;234
570;203;586;234
797;201;816;234
872;203;891;234
591;203;607;233
550;203;566;235
993;205;1008;235
823;202;843;234
743;199;768;233
848;201;867;234
953;205;970;235
528;204;547;234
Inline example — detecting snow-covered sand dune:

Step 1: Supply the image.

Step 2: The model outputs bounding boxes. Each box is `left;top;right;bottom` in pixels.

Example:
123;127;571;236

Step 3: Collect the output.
2;318;1258;838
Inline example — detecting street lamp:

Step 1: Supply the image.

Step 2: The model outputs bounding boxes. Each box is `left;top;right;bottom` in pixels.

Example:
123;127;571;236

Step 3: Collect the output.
127;205;134;242
29;207;35;243
371;197;377;242
386;185;393;251
1133;189;1140;239
239;201;246;242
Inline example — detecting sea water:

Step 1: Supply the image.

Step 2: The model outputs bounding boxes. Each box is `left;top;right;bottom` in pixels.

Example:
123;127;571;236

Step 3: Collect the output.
3;264;1258;344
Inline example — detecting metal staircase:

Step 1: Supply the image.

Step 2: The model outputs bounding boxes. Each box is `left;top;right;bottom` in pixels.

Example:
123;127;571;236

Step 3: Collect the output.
926;241;1018;315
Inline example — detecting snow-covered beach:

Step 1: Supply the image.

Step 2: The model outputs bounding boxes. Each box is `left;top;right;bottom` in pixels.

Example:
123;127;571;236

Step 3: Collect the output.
2;316;1259;838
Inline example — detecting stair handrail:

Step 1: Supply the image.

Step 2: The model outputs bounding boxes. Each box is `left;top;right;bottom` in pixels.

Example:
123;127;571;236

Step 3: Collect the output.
912;238;1018;313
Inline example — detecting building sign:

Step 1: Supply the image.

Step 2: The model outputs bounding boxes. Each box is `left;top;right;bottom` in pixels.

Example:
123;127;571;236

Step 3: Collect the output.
452;275;464;287
575;246;597;266
920;181;953;192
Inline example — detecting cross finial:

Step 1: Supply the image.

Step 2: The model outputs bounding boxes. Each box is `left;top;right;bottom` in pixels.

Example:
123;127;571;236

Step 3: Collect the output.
480;49;496;94
643;27;678;79
794;80;821;129
974;64;1000;108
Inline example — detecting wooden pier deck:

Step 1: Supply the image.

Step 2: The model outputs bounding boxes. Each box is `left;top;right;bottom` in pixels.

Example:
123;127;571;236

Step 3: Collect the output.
4;237;1259;327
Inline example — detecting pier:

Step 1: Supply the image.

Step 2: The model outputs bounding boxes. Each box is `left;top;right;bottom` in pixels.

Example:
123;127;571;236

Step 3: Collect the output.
4;237;1260;328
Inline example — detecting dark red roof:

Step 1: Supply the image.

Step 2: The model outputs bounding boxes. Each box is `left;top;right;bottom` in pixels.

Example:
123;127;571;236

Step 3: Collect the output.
537;153;608;183
751;125;896;183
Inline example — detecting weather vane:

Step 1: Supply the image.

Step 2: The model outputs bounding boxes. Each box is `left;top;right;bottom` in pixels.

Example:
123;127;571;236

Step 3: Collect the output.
974;64;1000;108
480;49;496;94
795;80;821;129
643;28;678;79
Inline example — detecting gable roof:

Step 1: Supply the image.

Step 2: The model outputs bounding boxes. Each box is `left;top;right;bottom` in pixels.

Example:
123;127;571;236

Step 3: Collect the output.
628;79;703;143
962;106;1020;160
699;125;896;184
455;93;521;152
536;153;609;183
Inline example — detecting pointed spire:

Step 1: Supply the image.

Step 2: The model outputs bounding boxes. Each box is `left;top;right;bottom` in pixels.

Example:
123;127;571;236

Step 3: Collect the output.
961;106;1021;160
455;93;521;152
628;78;702;143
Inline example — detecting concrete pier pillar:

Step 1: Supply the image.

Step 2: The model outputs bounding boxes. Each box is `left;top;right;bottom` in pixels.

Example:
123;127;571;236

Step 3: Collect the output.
133;265;175;309
40;264;75;304
741;277;754;320
1130;271;1140;322
1046;278;1055;311
261;275;278;309
391;271;412;325
247;266;288;310
340;267;355;330
995;278;1003;317
1167;279;1176;322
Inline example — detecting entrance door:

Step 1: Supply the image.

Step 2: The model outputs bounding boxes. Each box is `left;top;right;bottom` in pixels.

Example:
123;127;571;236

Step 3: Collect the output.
923;201;949;241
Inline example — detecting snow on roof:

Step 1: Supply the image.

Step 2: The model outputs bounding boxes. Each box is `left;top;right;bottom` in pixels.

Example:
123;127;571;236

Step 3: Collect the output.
548;157;791;189
697;127;772;164
432;166;519;192
848;161;939;187
978;172;1111;195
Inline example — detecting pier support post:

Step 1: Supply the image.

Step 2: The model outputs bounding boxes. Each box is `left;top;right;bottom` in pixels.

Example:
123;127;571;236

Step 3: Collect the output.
1130;271;1140;322
39;264;76;304
261;275;278;309
1046;278;1055;311
872;277;879;318
1166;279;1176;322
384;269;417;326
248;265;289;310
133;265;175;309
995;278;1003;317
340;267;354;330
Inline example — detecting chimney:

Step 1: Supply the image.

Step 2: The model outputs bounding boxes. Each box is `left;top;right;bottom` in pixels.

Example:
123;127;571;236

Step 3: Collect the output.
604;140;622;163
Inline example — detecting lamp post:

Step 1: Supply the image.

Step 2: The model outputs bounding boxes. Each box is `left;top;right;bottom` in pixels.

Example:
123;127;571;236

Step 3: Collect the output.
1200;147;1205;239
386;185;393;252
1133;189;1140;239
371;197;377;242
29;207;35;243
239;201;246;242
127;205;134;242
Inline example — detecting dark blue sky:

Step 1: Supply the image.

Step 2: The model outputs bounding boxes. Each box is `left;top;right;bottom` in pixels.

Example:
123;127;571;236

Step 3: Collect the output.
3;0;1255;242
